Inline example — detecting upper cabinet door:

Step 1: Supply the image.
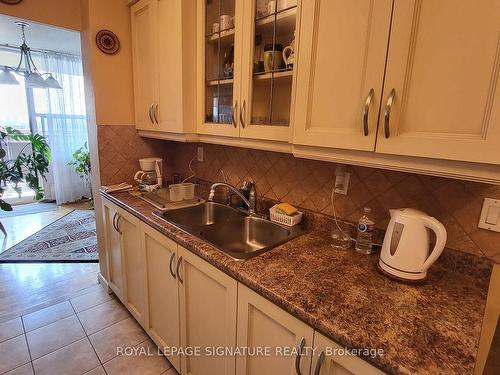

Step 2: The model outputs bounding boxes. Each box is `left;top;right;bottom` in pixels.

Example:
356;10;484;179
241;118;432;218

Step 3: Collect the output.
156;0;197;134
239;0;299;142
156;0;183;133
293;0;393;151
131;0;158;131
197;0;242;137
376;0;500;164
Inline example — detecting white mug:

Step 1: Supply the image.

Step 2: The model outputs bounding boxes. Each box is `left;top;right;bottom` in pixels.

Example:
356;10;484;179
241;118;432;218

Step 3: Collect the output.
220;15;233;30
212;22;220;33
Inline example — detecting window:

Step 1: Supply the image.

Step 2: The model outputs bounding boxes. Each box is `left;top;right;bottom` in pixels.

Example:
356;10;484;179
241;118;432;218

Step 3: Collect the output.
0;47;89;204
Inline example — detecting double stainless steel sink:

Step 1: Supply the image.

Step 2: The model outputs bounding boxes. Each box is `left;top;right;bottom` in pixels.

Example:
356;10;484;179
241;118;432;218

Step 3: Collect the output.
154;202;304;260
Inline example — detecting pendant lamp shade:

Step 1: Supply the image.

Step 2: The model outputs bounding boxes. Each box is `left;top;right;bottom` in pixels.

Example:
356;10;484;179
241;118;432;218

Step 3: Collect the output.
44;74;62;89
0;67;20;85
25;72;47;88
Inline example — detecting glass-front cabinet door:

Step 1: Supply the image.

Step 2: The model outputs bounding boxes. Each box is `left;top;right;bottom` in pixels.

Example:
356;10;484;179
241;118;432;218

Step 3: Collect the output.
239;0;298;141
198;0;242;137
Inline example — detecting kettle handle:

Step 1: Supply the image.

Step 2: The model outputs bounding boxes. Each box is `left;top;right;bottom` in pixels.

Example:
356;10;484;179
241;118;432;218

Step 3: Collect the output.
421;216;447;271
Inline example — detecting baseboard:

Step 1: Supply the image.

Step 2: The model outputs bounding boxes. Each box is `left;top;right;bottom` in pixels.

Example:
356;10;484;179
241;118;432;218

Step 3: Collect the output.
97;272;113;294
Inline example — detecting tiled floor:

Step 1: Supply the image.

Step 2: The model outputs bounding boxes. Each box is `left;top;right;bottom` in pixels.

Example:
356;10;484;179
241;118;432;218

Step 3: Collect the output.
0;284;178;375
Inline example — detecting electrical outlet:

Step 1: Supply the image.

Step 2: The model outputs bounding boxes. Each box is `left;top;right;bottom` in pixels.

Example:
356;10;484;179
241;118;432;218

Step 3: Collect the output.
197;146;203;162
478;198;500;232
334;172;350;195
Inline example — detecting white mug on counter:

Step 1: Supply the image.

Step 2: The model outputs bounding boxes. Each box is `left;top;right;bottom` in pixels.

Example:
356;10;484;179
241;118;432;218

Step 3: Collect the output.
168;183;196;202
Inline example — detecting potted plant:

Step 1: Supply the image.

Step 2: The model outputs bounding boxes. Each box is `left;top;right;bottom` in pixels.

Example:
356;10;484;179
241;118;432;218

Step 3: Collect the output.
0;127;51;212
67;142;92;207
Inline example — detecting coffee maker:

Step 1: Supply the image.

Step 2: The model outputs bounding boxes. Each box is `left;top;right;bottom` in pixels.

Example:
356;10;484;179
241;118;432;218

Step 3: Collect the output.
134;158;163;192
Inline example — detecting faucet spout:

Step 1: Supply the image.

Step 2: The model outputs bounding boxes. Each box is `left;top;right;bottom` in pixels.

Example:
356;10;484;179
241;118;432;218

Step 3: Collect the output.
208;182;255;215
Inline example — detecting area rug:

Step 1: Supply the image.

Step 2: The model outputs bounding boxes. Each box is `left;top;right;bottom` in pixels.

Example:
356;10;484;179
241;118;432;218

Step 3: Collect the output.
0;203;59;218
0;210;98;263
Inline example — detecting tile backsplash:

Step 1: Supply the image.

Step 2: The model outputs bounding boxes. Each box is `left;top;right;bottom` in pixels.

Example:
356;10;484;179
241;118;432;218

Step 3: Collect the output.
96;125;500;262
97;125;171;186
169;142;500;263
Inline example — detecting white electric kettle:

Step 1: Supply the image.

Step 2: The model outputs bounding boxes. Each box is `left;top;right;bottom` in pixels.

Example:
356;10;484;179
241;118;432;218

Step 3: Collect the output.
379;208;447;281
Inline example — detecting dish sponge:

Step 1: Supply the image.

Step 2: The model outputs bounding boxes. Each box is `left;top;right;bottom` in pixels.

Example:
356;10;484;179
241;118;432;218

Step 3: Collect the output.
276;202;298;216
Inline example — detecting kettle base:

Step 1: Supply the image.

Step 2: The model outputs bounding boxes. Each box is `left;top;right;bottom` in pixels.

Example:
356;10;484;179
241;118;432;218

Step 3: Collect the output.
378;259;427;282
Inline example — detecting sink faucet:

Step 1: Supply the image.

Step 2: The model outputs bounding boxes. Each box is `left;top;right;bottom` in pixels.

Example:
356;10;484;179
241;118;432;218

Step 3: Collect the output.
208;182;255;215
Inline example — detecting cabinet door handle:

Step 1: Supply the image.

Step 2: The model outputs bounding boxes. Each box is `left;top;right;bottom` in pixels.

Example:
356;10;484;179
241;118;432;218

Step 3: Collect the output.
295;337;306;375
384;89;396;139
112;212;118;232
363;88;374;136
116;214;122;235
239;100;246;128
313;351;325;375
176;256;183;283
169;252;177;279
232;100;238;128
154;103;159;124
149;104;154;124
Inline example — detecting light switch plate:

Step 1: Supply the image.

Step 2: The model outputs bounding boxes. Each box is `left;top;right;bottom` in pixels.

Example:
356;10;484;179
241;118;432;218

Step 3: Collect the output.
478;198;500;232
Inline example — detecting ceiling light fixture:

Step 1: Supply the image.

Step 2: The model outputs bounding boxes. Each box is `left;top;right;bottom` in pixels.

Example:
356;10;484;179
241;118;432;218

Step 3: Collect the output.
0;21;62;89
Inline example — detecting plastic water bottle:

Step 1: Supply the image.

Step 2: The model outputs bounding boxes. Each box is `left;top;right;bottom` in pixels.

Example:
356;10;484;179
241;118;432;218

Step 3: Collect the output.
355;207;375;254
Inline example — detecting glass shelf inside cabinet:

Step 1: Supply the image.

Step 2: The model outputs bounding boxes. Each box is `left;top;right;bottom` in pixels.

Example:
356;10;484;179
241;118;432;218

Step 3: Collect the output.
205;0;236;124
251;0;297;127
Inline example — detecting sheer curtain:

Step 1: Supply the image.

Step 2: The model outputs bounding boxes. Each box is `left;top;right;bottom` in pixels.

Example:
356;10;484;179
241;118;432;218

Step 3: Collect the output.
31;52;89;204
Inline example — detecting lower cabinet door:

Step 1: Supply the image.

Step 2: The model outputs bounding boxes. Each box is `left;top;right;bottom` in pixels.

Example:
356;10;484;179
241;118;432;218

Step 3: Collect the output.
119;210;145;325
311;332;385;375
236;284;314;375
177;245;237;375
102;199;124;300
142;223;181;371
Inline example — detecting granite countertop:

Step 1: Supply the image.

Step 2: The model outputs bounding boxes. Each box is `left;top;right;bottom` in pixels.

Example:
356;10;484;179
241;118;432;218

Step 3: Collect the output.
102;191;493;375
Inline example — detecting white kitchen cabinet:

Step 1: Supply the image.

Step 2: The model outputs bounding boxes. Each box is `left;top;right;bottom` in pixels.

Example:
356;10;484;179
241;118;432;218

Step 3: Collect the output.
196;0;242;138
142;223;181;371
293;0;393;151
119;210;145;325
311;332;385;375
131;0;158;131
101;194;391;375
131;0;197;137
177;245;238;375
102;199;124;300
236;284;314;375
376;0;500;164
102;198;145;324
293;0;500;166
197;0;300;142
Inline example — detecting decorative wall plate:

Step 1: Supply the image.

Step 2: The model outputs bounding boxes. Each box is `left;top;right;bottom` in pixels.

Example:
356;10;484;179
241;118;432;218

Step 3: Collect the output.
0;0;23;4
96;29;120;55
